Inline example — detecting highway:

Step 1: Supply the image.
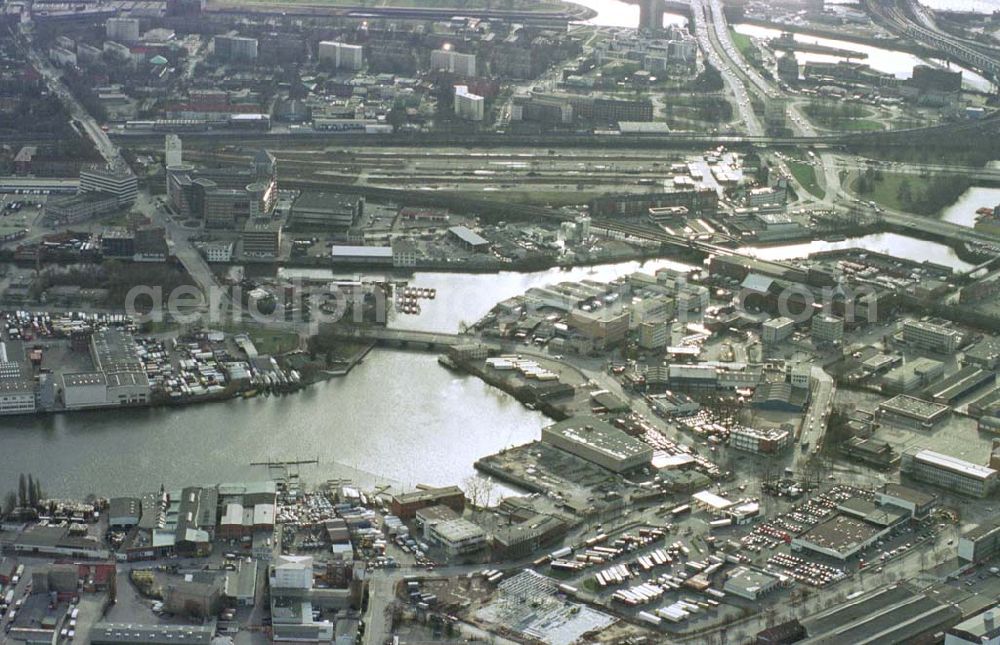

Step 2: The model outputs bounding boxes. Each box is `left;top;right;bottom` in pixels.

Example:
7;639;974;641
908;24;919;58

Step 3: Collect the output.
690;0;762;135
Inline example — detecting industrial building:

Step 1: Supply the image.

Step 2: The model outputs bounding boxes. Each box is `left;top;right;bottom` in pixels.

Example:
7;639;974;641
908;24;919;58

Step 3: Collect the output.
541;416;653;473
901;449;998;498
877;394;949;430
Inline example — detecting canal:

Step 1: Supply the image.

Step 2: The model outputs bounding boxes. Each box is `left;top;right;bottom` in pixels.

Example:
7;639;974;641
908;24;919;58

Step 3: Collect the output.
0;232;974;498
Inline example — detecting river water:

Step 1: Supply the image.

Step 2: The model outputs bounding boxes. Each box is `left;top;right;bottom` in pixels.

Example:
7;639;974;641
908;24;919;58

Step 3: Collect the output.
733;23;994;92
0;0;993;500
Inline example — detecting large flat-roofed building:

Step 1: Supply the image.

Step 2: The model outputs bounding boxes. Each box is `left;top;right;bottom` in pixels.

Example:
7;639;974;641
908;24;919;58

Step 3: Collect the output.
903;319;963;354
331;245;393;266
877;394;949;430
958;520;1000;562
541;416;653;473
90;623;216;644
289;192;361;231
799;583;962;645
925;366;995;405
791;513;886;560
901;449;998;498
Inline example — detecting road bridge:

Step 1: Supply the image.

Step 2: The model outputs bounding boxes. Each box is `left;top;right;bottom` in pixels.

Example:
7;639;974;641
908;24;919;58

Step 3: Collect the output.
867;0;1000;79
326;326;466;350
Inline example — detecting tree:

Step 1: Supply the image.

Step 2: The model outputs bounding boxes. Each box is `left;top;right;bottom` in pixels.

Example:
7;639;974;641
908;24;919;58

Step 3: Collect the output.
896;179;913;207
27;474;35;508
18;473;26;508
2;492;16;516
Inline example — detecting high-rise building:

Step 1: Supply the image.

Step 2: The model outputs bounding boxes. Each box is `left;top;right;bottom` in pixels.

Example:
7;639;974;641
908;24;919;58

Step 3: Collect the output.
213;35;258;62
317;41;363;70
164;134;182;167
811;314;843;344
430;49;476;76
638;0;664;31
453;85;484;121
106;17;140;43
80;164;138;206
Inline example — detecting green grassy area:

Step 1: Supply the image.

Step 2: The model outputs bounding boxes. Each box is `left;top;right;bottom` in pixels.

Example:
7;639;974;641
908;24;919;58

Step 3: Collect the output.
829;119;884;131
787;159;825;200
730;29;755;61
248;330;301;356
850;171;971;215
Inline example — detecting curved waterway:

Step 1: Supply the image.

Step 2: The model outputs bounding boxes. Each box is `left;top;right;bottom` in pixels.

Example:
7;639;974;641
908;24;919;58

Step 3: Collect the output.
0;352;547;498
0;232;972;497
733;23;994;92
572;0;687;28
